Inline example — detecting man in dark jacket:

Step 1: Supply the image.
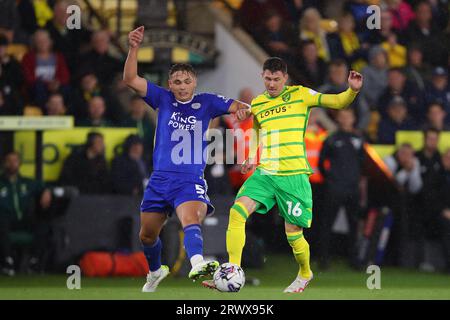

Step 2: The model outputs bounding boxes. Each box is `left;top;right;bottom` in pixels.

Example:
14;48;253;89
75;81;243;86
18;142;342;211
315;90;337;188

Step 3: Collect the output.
416;128;442;240
59;132;111;194
439;149;450;272
318;108;365;269
111;135;148;195
0;151;52;275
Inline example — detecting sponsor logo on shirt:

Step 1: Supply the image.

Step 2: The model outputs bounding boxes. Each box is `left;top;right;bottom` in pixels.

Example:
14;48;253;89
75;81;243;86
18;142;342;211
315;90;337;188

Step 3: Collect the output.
168;112;197;130
259;106;287;119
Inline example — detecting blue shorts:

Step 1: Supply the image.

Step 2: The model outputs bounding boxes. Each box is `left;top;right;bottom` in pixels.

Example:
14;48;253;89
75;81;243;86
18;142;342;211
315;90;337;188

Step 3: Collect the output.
140;170;214;215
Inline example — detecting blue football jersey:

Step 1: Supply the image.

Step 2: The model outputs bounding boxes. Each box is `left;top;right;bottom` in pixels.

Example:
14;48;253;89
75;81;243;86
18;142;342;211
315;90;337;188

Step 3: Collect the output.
142;81;233;176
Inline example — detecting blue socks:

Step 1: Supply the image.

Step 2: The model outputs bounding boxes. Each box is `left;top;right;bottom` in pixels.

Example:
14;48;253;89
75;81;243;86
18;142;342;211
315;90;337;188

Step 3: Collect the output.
142;237;162;272
183;224;204;265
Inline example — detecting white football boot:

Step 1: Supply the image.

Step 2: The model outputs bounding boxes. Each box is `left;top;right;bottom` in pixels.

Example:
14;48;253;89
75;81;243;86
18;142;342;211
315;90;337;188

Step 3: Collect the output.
142;265;170;292
283;273;313;293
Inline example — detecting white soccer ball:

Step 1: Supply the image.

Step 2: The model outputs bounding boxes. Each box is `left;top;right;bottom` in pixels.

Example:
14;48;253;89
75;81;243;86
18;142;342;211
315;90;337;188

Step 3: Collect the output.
213;263;245;292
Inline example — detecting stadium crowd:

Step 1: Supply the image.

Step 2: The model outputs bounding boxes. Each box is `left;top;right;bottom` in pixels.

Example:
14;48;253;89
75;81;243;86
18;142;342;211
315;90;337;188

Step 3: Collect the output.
0;0;449;275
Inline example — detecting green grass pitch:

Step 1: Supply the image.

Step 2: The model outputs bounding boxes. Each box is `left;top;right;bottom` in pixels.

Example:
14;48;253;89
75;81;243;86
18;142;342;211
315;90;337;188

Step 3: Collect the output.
0;255;449;300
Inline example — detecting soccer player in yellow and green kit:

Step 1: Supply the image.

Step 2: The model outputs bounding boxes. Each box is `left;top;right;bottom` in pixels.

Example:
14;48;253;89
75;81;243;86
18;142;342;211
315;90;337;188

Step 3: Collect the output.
203;57;363;293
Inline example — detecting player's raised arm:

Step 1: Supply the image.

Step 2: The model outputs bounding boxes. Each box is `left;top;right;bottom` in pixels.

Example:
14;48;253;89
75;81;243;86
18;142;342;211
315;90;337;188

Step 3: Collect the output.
317;71;363;109
123;26;147;97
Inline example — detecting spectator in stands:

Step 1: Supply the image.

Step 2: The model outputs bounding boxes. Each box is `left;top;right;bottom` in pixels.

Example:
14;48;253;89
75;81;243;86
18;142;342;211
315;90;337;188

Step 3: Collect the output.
284;0;317;27
381;32;407;68
16;0;44;40
385;0;415;33
406;1;447;67
59;132;111;194
218;87;255;194
365;9;396;45
426;0;449;30
439;148;450;272
304;107;328;257
45;0;91;72
386;144;420;181
318;108;365;270
76;96;114;127
0;151;52;276
404;45;431;92
377;96;416;144
111;135;147;196
422;102;450;131
21;29;70;108
296;39;327;87
299;8;330;62
0;0;18;43
44;92;67;116
121;95;156;167
378;68;424;123
319;59;370;131
384;143;423;267
424;67;450;123
344;0;370;35
238;0;291;36
326;12;367;71
78;30;123;87
360;46;388;109
0;35;24;115
254;11;299;66
72;72;121;121
416;129;443;244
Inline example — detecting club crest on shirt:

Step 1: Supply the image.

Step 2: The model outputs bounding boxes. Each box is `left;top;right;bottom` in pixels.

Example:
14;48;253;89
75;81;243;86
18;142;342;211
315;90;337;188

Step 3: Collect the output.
191;103;201;109
282;92;291;102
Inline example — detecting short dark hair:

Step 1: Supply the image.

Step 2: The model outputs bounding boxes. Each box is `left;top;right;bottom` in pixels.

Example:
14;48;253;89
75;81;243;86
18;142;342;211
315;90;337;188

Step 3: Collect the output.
423;127;440;138
427;101;444;112
300;39;316;49
263;57;288;74
169;63;196;78
329;59;348;69
3;151;20;164
388;67;405;75
86;132;103;148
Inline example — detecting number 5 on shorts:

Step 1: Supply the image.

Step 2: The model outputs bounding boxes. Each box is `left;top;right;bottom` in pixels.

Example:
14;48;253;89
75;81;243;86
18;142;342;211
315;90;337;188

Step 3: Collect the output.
286;201;302;217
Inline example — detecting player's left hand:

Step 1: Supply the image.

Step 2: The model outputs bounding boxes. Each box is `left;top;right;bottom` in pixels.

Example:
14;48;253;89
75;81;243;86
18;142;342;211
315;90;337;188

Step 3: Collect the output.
348;70;363;92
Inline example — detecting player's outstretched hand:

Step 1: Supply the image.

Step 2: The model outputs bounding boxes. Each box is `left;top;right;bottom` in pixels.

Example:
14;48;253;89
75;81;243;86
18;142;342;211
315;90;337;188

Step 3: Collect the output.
241;158;256;174
128;26;144;48
348;70;363;92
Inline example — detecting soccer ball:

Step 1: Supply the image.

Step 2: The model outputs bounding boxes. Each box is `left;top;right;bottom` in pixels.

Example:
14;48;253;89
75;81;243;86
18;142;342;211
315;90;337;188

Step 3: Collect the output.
213;263;245;292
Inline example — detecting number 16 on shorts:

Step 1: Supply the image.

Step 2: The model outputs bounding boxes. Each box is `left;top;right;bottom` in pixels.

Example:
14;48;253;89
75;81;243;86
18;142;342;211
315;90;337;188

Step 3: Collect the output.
286;201;302;217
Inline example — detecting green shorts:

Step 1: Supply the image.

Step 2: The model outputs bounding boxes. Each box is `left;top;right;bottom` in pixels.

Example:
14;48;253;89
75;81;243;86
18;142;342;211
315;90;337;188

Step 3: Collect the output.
236;168;313;228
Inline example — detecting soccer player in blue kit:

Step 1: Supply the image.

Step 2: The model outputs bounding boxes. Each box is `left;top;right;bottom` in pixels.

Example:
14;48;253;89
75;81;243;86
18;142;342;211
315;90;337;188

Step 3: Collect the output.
124;26;249;292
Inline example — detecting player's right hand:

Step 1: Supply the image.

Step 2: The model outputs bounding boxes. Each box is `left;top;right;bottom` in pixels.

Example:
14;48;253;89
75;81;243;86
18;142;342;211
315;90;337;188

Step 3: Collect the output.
241;158;256;174
128;26;144;48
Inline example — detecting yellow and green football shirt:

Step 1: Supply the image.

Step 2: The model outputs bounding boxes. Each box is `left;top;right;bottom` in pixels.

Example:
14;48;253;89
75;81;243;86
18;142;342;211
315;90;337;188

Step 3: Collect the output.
249;85;358;175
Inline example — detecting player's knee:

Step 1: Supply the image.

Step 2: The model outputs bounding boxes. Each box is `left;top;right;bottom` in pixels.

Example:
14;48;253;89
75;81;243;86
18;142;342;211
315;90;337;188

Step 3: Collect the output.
180;214;200;227
139;228;159;245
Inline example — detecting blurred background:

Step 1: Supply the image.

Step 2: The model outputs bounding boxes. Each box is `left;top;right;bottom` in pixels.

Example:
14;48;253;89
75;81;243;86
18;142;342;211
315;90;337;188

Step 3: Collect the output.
0;0;449;279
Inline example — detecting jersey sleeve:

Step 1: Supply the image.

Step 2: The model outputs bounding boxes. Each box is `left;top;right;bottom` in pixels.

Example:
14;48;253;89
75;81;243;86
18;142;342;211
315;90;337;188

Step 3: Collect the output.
142;81;167;110
301;86;322;107
208;94;234;118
